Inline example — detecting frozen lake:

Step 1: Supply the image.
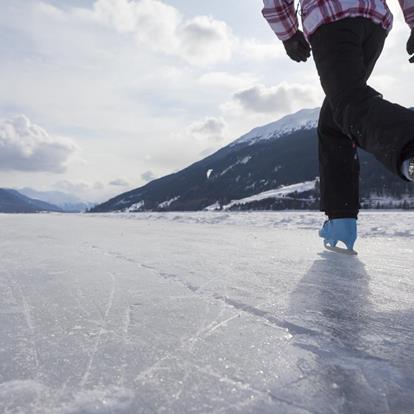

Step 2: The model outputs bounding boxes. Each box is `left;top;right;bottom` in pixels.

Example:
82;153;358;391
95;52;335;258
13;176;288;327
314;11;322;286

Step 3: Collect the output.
0;212;413;413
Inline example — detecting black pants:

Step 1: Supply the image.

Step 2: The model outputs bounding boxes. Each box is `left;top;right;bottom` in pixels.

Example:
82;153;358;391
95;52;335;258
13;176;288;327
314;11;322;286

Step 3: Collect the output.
310;17;414;219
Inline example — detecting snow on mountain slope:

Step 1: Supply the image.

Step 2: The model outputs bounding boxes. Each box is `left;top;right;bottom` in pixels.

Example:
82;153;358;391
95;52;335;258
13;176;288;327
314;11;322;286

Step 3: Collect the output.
159;196;180;209
219;156;252;176
1;212;413;413
232;107;320;147
125;200;145;212
222;180;317;210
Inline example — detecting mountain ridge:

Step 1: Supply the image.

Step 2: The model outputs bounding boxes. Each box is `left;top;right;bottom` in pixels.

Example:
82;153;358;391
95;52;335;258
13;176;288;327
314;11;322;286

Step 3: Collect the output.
0;189;63;213
231;107;320;147
18;188;94;212
91;108;414;213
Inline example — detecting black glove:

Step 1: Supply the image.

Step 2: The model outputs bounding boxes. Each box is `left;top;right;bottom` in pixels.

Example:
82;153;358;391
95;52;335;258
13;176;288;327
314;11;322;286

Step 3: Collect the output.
283;30;311;63
407;29;414;63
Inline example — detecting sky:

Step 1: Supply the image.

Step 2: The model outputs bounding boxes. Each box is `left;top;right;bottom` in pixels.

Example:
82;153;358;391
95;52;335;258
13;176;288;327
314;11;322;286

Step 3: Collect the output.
0;0;412;202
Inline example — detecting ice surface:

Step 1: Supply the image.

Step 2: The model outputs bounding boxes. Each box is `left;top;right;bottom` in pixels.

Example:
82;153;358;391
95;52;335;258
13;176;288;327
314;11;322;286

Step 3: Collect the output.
0;212;413;413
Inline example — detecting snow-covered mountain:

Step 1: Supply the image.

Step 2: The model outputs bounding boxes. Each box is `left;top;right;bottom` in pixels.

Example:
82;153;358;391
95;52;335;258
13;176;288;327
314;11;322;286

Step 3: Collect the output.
91;108;414;213
0;189;62;213
231;107;320;147
18;188;94;212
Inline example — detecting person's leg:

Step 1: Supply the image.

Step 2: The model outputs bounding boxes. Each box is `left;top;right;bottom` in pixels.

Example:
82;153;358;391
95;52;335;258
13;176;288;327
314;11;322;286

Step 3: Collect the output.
311;17;414;179
316;18;392;218
318;98;359;219
362;20;387;79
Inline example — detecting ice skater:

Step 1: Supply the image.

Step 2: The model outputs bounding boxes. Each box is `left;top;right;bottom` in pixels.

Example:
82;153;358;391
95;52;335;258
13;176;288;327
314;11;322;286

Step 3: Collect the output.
262;0;414;254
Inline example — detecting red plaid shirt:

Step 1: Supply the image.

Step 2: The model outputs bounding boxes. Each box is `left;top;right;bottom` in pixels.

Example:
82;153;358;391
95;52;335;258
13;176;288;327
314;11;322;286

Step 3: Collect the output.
262;0;414;41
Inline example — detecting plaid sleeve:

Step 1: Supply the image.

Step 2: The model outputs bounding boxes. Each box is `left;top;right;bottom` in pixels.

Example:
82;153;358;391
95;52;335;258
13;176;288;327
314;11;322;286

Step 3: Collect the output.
262;0;299;41
398;0;414;28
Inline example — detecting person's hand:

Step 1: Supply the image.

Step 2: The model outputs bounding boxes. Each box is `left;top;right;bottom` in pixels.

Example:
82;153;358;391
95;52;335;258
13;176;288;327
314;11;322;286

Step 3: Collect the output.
407;29;414;63
283;30;311;63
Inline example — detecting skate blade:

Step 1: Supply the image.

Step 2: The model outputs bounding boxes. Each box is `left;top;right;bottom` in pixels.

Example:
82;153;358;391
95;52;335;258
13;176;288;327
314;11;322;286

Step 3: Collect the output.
324;242;358;256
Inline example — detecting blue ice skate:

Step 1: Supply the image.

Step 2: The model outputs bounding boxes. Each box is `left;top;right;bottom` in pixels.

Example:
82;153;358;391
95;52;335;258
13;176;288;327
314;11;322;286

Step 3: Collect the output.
319;218;358;256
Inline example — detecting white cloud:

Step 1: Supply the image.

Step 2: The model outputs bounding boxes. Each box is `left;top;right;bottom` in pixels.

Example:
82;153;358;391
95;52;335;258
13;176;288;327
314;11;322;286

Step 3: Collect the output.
0;115;77;173
141;170;156;182
198;72;257;91
49;179;112;203
177;16;235;66
166;117;228;165
91;0;179;49
199;146;217;158
186;117;227;142
239;39;284;60
109;178;131;187
88;0;235;66
233;83;318;114
370;74;397;92
53;180;104;193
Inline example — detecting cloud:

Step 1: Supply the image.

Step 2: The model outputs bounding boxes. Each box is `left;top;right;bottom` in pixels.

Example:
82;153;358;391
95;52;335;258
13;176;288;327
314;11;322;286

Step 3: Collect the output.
49;179;110;203
168;117;227;162
199;147;217;158
233;83;318;114
53;180;104;193
187;117;227;142
109;178;131;187
370;74;397;91
90;0;235;66
239;39;284;60
0;115;77;172
177;16;234;66
91;0;179;48
141;170;156;182
198;72;257;91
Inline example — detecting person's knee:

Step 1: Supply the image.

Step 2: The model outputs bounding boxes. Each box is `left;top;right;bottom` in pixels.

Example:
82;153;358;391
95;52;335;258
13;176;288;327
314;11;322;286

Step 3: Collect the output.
332;85;382;138
317;105;339;139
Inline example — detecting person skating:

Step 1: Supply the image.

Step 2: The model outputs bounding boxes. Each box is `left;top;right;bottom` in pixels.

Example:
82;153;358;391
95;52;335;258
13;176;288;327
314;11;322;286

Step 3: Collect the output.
262;0;414;254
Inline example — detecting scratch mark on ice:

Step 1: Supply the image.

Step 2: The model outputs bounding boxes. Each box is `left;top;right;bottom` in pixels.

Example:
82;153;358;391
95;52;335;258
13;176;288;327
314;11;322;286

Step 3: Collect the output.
80;271;116;387
123;305;131;341
5;269;41;372
205;313;240;336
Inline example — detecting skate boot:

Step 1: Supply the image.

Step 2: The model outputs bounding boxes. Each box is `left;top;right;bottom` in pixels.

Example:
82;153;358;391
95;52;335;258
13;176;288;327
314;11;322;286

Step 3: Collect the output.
319;218;358;255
